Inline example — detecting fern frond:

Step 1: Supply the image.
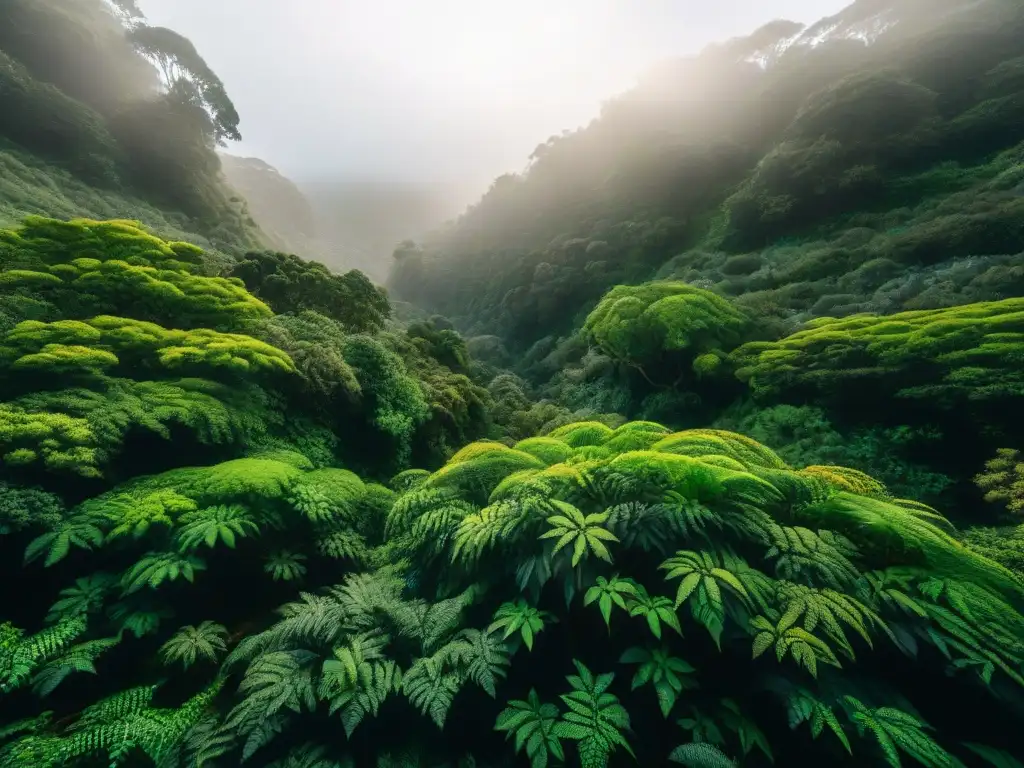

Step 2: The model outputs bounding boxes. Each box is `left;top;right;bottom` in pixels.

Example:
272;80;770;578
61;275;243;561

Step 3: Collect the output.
437;628;511;697
552;660;634;768
160;621;229;669
750;615;842;678
844;696;964;768
264;550;308;581
176;504;259;551
776;583;886;659
121;551;206;593
402;656;462;729
758;522;862;587
495;689;565;768
660;549;753;647
784;687;851;754
31;636;119;697
45;573;118;623
227;650;317;736
669;743;738;768
24;518;103;567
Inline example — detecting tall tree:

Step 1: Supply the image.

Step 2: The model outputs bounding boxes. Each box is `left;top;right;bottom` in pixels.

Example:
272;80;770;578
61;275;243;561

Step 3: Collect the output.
128;24;241;144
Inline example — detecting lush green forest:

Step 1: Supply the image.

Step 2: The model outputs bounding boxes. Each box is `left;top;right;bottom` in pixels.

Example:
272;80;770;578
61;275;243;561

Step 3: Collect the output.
1;0;1024;766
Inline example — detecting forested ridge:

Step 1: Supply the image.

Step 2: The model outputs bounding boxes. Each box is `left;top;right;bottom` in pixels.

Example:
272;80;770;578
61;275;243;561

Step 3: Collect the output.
1;0;1024;766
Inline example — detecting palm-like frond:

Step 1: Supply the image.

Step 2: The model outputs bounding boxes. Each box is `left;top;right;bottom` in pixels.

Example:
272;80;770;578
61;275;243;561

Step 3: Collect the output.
121;552;206;593
24;519;104;567
583;575;638;629
488;600;553;651
844;696;964;768
264;551;308;581
176;504;259;551
751;615;842;678
619;645;696;717
160;621;229;669
45;573;118;623
660;549;752;647
627;585;683;640
495;689;565;768
539;501;619;567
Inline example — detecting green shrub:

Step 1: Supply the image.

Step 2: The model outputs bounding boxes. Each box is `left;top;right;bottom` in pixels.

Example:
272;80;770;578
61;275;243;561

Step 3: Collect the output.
732;297;1024;408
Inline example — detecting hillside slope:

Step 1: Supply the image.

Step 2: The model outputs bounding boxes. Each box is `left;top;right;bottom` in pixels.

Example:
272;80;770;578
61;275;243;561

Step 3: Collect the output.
390;0;1024;344
0;0;267;259
219;153;320;257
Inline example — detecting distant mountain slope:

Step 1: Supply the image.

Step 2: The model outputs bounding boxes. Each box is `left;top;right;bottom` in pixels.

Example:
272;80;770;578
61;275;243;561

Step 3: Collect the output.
388;0;1024;347
219;153;319;256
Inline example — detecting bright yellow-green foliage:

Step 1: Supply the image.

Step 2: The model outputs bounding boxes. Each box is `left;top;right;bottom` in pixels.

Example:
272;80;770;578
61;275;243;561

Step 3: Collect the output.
732;298;1024;403
0;403;97;474
548;421;615;448
377;419;1024;765
0;316;295;378
651;429;787;470
25;453;377;569
975;448;1024;515
396;420;1023;596
0;379;274;477
0;217;297;480
514;437;577;465
0;217;272;331
583;281;749;370
0;217;206;272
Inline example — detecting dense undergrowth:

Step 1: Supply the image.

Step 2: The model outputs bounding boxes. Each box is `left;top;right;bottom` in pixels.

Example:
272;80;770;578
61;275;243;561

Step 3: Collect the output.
2;0;1024;766
0;217;1022;767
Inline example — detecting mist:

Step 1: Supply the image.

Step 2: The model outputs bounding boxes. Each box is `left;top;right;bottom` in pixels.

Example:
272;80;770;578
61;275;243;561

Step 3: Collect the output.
137;0;847;205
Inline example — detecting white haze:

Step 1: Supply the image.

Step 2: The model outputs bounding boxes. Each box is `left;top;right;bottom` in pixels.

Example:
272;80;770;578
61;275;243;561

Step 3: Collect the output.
138;0;847;204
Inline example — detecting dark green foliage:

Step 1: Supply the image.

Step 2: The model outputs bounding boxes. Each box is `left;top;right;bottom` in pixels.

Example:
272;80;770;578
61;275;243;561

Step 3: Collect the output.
341;334;430;467
713;404;953;504
0;50;120;184
225;250;391;333
724;68;941;248
0;481;63;534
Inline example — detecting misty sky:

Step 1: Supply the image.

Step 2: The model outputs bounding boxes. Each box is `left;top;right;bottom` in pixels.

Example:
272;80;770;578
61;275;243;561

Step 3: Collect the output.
138;0;847;195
